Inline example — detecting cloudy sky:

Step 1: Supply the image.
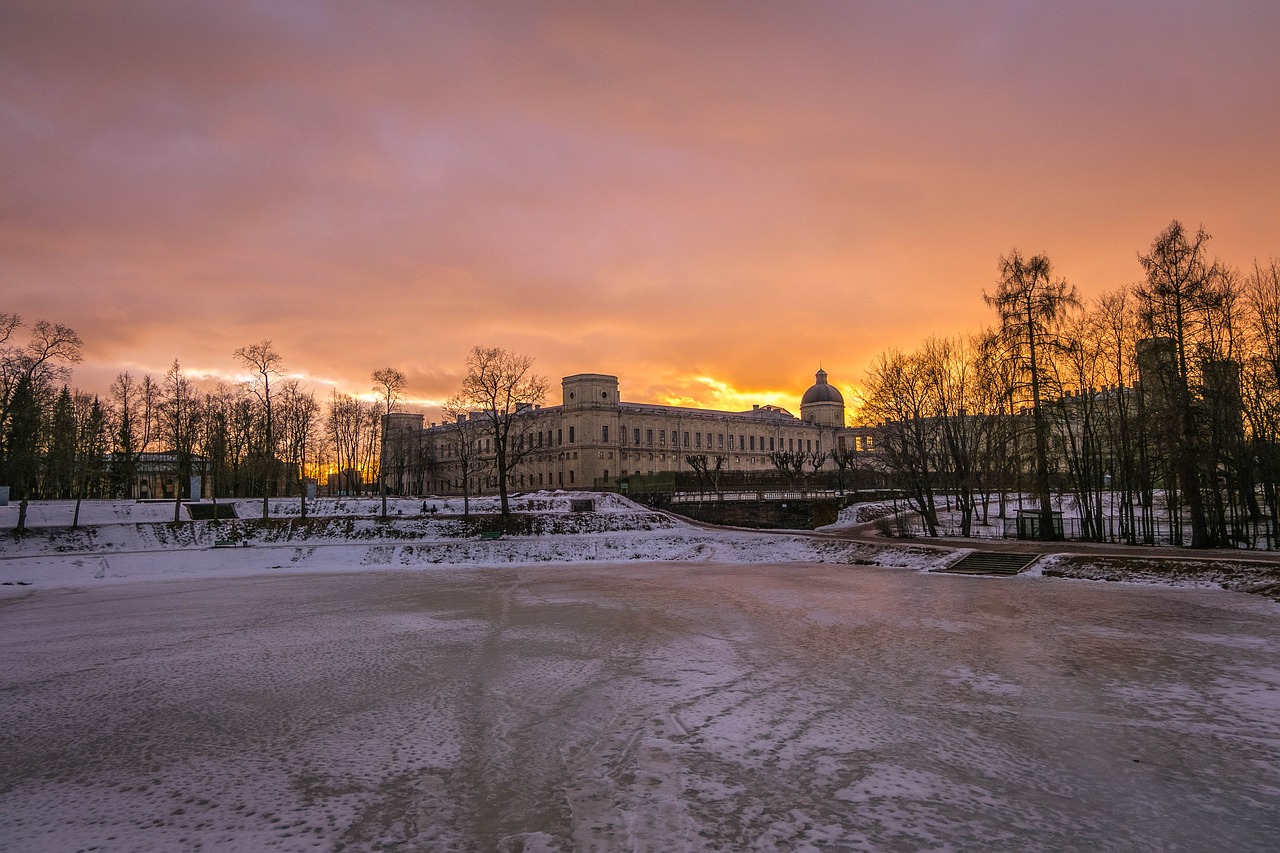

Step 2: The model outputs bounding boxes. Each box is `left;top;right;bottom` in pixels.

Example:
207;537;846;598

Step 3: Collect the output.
3;1;1277;419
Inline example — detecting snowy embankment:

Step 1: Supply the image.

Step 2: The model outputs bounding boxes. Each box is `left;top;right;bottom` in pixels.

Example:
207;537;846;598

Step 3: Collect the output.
0;493;949;592
1037;553;1280;600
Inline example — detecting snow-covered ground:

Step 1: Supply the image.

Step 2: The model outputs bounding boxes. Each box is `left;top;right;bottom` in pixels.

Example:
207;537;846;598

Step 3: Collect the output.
0;492;645;529
2;495;1279;850
0;495;946;591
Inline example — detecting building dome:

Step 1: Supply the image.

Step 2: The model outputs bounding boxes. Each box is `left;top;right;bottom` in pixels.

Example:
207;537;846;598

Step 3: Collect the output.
801;369;844;406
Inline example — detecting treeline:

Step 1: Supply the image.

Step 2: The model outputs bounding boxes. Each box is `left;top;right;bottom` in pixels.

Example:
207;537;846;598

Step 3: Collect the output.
862;221;1280;549
0;322;407;531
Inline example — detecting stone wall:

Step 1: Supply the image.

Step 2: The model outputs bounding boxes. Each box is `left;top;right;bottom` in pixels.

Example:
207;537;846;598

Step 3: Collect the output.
671;498;840;530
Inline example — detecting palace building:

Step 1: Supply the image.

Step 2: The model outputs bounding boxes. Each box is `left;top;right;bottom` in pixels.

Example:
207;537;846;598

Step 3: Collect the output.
382;370;873;497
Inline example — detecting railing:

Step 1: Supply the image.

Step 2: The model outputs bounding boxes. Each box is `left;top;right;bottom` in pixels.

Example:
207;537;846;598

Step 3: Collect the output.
895;513;1278;550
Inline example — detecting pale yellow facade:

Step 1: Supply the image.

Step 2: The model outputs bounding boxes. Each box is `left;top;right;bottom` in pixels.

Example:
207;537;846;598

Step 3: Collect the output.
385;371;873;496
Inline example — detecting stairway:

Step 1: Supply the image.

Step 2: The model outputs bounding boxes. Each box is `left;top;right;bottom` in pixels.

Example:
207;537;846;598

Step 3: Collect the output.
936;551;1038;576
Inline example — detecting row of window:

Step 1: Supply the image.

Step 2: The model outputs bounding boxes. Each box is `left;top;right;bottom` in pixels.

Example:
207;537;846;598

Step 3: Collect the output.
509;424;825;454
460;425;831;456
620;427;818;454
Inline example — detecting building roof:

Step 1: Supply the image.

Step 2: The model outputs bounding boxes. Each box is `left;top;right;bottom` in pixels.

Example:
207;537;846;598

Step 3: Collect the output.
801;369;844;406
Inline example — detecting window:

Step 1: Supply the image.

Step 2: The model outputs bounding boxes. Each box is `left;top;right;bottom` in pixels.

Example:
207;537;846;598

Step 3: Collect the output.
659;430;666;446
769;436;775;451
601;425;609;442
646;429;654;446
706;432;712;448
568;426;575;444
717;433;724;449
684;431;690;446
557;429;563;445
807;439;812;452
634;428;641;445
695;432;702;448
749;435;755;451
788;438;794;451
569;470;574;484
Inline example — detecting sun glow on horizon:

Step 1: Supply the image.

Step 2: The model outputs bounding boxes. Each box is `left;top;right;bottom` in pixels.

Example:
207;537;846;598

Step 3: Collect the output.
5;4;1274;415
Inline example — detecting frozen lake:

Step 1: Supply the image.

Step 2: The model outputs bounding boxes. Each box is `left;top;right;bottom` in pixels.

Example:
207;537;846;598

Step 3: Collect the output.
2;563;1279;851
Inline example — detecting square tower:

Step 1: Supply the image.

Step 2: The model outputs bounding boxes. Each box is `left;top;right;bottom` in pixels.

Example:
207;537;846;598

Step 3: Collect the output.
562;374;620;411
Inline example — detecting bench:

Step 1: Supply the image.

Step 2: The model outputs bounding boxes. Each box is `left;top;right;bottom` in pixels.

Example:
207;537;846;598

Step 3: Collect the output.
479;531;503;541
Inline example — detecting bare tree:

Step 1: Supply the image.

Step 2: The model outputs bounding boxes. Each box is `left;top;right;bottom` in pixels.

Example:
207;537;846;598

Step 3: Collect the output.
922;335;989;537
109;372;141;498
1090;289;1146;543
139;373;159;455
863;347;942;536
1136;222;1226;547
71;394;107;528
45;385;78;499
326;391;378;496
1053;309;1109;540
683;453;726;495
327;391;362;496
459;346;548;518
1244;260;1280;535
201;388;231;519
371;367;407;518
971;329;1019;523
767;450;805;491
234;340;284;519
442;395;487;516
0;316;83;415
686;453;710;494
1;316;82;496
830;440;860;494
278;380;320;520
159;360;202;522
805;449;829;479
6;375;40;531
986;250;1079;540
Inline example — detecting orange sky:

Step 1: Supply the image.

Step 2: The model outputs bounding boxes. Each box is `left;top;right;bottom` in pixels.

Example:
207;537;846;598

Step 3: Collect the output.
3;1;1278;423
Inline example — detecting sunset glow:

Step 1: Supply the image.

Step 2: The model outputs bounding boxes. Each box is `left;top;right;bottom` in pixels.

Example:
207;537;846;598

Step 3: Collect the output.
3;1;1277;419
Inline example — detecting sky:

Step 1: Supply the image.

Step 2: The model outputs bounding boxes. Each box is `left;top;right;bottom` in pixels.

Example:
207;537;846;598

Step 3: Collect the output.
2;1;1278;422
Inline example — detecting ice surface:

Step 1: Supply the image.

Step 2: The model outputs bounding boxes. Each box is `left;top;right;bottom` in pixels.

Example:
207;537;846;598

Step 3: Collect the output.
2;559;1278;851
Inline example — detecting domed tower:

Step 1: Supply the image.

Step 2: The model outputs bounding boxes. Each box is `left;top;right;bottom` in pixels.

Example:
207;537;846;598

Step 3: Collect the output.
800;369;845;427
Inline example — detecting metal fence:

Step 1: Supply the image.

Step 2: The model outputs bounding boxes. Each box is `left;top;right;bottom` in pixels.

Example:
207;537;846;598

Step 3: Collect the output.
896;512;1278;550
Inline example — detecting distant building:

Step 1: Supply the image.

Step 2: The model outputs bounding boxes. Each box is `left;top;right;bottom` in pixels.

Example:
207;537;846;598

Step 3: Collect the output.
383;370;875;496
106;452;210;500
